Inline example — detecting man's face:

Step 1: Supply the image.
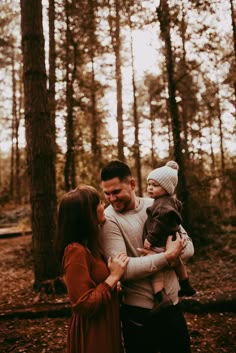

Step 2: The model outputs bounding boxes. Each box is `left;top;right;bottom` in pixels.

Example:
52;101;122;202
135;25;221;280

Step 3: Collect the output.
102;176;136;213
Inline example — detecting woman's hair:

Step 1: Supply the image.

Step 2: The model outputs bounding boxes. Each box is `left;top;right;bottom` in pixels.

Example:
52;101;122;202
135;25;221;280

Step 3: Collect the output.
55;185;101;263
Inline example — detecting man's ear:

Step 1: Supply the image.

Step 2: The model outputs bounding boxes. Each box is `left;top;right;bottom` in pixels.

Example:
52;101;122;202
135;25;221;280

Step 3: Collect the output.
130;178;136;190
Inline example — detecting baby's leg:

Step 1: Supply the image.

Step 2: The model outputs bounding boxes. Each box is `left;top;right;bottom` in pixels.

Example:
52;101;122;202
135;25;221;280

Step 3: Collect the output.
151;272;172;314
151;271;164;294
174;258;196;297
174;258;188;281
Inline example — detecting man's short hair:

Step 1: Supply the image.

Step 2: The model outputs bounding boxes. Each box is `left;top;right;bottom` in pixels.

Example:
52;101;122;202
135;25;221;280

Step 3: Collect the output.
101;160;132;182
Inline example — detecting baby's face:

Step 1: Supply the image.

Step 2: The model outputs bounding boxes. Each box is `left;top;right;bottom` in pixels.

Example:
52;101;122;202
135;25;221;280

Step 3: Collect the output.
147;180;167;199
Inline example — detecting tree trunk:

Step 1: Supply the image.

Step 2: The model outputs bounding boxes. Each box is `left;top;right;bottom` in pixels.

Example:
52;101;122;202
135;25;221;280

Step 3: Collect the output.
15;96;21;204
229;0;236;115
20;0;60;289
88;0;102;165
128;15;142;196
10;47;16;201
108;0;125;161
64;0;76;191
90;58;101;161
179;0;190;161
207;112;216;173
157;0;189;227
48;0;56;147
216;88;225;173
17;62;25;203
149;97;156;169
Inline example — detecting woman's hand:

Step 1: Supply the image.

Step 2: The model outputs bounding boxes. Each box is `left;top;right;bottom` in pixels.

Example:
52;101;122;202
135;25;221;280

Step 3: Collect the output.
108;252;129;278
105;253;129;289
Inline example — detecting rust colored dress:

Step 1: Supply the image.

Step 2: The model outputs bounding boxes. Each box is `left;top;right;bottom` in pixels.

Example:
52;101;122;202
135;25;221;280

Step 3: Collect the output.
62;243;123;353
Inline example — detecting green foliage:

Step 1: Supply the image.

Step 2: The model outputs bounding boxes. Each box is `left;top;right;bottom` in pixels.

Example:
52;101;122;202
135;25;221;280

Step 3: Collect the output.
0;148;29;206
184;162;236;246
0;0;235;246
187;193;222;246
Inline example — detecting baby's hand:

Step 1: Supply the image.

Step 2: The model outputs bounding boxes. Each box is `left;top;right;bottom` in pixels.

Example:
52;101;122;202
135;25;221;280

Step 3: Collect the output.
144;239;151;249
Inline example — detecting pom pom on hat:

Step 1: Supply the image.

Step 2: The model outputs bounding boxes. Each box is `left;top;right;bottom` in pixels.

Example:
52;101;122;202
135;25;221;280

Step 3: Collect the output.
165;160;179;171
147;161;179;195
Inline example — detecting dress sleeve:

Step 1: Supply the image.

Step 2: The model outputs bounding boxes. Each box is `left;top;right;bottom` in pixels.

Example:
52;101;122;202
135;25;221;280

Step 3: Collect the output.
101;218;168;281
63;245;113;317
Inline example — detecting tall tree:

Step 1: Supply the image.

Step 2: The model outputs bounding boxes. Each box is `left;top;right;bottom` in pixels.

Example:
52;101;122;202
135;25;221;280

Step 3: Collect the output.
48;0;56;146
157;0;189;227
229;0;236;113
17;61;25;203
128;12;142;196
108;0;125;161
10;44;22;204
88;0;102;164
176;0;198;161
64;0;76;191
215;84;225;173
20;0;60;290
10;45;16;201
145;75;166;168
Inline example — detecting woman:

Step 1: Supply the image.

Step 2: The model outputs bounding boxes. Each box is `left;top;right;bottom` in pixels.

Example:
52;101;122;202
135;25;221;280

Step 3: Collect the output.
55;185;128;353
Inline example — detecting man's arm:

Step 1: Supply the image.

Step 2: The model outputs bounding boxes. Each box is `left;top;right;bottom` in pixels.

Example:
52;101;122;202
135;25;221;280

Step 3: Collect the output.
101;218;183;281
179;225;194;262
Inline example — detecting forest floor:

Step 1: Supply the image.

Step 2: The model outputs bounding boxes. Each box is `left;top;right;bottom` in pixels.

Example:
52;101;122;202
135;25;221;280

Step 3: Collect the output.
0;205;235;353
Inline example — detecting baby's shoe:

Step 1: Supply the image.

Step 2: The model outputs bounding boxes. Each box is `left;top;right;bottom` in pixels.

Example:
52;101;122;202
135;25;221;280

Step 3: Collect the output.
178;278;196;297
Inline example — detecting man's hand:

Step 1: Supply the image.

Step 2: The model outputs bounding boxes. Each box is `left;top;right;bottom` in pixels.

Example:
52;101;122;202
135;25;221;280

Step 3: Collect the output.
164;232;185;265
144;239;151;249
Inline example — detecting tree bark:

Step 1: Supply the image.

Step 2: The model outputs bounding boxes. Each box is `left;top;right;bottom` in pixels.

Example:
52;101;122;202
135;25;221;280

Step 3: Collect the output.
20;0;60;289
157;0;189;226
128;14;142;196
48;0;56;147
216;86;225;173
88;0;102;164
64;0;76;191
10;47;16;201
229;0;236;115
108;0;125;161
179;0;190;161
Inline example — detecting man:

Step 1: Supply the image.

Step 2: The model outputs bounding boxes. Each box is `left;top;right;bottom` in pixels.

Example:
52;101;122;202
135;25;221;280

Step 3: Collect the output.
100;160;193;353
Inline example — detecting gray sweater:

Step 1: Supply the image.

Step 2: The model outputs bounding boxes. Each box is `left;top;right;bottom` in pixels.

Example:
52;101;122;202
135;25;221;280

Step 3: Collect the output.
101;197;194;309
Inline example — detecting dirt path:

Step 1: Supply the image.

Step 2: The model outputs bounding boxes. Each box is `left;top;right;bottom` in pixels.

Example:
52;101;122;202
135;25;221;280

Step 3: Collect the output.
0;234;235;352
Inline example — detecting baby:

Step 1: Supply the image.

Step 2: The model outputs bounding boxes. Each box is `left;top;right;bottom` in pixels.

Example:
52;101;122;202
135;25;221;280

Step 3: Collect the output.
143;161;195;313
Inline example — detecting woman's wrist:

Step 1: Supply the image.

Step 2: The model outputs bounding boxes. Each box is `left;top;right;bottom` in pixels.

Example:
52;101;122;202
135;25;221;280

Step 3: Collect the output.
105;274;120;289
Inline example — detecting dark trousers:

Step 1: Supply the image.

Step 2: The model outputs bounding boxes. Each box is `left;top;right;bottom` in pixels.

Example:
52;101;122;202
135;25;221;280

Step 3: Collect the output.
121;303;191;353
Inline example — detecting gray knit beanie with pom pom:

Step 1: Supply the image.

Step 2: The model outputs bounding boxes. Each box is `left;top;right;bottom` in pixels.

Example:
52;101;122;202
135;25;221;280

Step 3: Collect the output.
147;161;179;195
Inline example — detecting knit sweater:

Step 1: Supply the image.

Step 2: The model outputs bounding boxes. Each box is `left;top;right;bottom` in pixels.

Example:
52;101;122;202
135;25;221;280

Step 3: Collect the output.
143;195;183;247
101;197;194;309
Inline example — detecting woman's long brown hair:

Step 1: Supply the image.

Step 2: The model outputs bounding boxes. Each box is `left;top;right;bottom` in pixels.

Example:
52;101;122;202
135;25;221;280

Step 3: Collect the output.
55;185;101;264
